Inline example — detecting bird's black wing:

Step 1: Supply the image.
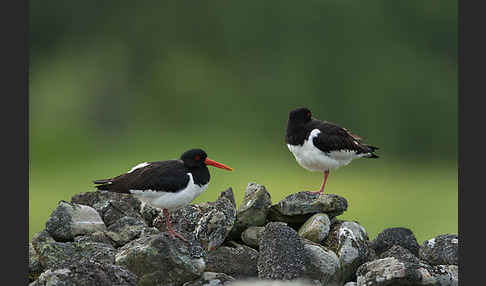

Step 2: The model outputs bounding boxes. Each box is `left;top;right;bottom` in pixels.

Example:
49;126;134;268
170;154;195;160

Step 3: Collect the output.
94;160;190;193
309;120;378;155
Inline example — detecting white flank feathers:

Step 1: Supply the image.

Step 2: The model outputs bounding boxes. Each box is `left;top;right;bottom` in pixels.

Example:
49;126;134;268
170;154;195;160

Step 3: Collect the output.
287;128;366;172
129;173;208;210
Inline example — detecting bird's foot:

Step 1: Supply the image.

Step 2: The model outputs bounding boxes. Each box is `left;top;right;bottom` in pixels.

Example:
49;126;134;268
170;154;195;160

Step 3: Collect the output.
307;190;324;195
168;229;188;242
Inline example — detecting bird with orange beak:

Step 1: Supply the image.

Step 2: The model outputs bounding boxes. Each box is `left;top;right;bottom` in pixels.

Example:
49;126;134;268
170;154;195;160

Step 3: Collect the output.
93;148;233;241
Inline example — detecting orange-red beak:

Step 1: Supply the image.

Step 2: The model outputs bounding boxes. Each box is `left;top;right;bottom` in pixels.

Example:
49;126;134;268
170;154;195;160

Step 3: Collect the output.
205;158;233;171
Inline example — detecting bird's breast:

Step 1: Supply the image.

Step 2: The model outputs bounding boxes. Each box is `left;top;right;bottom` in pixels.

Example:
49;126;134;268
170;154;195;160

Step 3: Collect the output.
130;173;209;210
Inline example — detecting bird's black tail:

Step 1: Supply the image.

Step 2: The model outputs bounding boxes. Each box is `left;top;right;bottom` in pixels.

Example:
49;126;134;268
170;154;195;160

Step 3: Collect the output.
93;179;111;190
365;145;379;159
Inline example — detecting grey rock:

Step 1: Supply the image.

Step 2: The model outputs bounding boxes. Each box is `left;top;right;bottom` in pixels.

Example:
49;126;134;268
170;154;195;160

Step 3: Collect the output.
196;193;237;251
71;190;143;227
45;201;106;242
419;234;458;266
205;242;259;279
29;243;43;283
324;221;371;283
115;232;206;286
230;183;272;240
140;202;161;227
184;272;236;286
153;204;206;239
370;227;420;257
106;216;159;247
303;244;342;286
220;187;237;207
31;230;56;248
29;268;72;286
344;283;357;286
154;188;236;251
257;222;307;280
241;226;265;249
268;192;347;227
430;265;458;286
74;231;117;247
298;213;331;243
356;257;438;286
228;280;315;286
379;244;420;264
29;261;138;286
32;230;116;271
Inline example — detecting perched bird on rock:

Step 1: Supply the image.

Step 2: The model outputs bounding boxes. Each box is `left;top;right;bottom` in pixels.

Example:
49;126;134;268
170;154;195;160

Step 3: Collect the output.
285;107;379;194
93;148;233;241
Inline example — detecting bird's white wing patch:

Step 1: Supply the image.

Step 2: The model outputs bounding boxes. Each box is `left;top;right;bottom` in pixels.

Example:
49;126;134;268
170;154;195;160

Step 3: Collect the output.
128;162;150;173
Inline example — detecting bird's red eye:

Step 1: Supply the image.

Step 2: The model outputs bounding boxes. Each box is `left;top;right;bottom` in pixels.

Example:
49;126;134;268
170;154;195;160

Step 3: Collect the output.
195;155;201;161
306;112;311;117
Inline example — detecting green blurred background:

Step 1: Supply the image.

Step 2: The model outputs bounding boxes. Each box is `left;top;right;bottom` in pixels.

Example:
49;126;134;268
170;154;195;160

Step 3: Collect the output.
29;1;457;243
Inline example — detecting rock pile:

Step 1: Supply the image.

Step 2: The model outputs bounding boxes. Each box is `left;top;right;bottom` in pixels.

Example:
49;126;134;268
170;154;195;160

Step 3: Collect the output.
29;183;458;286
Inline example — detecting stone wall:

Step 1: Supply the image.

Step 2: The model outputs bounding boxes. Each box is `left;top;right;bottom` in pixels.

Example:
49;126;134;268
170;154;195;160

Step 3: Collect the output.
29;183;458;286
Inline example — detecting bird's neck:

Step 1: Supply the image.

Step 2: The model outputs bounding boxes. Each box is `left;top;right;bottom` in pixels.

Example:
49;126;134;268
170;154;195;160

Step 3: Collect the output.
286;122;307;145
189;166;210;186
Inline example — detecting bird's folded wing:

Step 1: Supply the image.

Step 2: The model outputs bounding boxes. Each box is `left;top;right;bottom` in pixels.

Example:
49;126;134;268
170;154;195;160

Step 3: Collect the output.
311;121;370;154
100;160;190;193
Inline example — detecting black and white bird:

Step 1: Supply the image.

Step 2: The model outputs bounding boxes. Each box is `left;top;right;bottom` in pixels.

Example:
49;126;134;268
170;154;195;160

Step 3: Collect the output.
285;107;379;194
93;148;233;241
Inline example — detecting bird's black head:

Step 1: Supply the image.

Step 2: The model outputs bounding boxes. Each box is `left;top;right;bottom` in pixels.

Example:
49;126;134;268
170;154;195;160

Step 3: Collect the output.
180;149;208;169
180;148;233;171
288;107;312;126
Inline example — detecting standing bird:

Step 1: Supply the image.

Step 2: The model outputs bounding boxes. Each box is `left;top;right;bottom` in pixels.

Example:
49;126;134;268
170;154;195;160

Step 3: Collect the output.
285;107;379;194
93;148;233;241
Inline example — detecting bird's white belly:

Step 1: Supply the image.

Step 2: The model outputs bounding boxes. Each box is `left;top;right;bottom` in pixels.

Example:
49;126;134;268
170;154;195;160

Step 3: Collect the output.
287;129;363;172
129;173;208;210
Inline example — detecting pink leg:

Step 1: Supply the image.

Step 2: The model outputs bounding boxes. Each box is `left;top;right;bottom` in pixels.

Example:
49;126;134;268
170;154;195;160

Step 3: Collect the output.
309;170;330;195
163;209;187;242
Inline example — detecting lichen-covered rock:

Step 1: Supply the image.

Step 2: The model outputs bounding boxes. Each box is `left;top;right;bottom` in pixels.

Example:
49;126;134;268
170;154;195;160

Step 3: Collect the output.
140;202;161;227
205;242;259;279
105;216;159;247
257;222;307;280
356;257;437;286
115;233;206;286
45;201;106;242
430;264;458;286
229;183;272;240
379;244;420;264
324;221;371;283
268;192;347;227
29;268;73;286
241;226;265;249
419;234;458;266
32;230;116;271
195;192;237;251
303;244;342;286
71;191;143;227
298;213;331;243
73;230;114;245
154;188;236;251
29;243;43;282
229;279;315;286
370;227;420;257
29;261;138;286
153;204;206;239
184;272;235;286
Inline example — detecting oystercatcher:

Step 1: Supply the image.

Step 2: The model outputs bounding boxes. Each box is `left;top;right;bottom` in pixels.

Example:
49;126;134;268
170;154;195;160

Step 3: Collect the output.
93;148;233;241
285;107;379;194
